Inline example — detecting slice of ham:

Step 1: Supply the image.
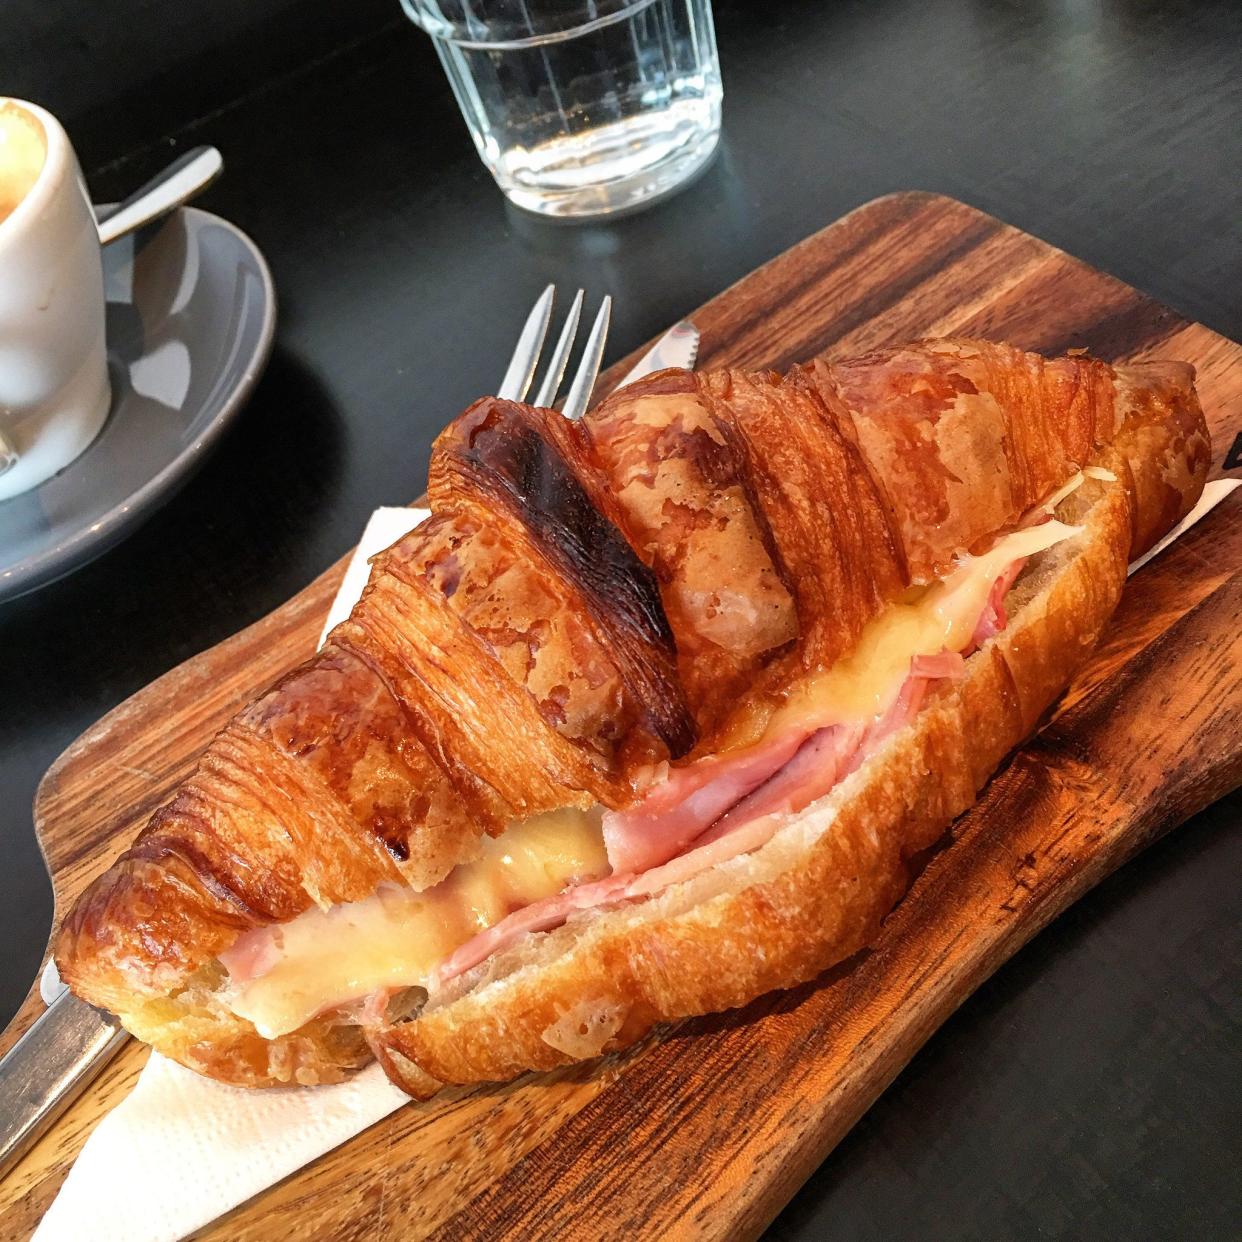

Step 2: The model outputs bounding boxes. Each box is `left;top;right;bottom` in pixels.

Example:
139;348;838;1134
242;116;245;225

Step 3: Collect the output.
434;813;796;988
623;811;786;900
602;617;980;879
909;650;967;680
698;724;865;844
433;871;633;986
602;730;807;874
220;925;283;983
971;558;1025;647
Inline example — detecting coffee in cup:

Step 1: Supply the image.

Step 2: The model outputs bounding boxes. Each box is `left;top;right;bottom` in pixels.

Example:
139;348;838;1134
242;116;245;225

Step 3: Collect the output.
0;98;110;502
0;102;47;224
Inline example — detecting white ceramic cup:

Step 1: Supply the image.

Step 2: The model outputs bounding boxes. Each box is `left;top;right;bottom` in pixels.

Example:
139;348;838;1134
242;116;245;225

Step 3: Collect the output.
0;97;110;503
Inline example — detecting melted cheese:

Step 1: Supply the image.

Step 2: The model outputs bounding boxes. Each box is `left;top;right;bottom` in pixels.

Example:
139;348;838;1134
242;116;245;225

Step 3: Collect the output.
768;519;1081;736
223;807;607;1038
1042;471;1087;513
1042;466;1115;515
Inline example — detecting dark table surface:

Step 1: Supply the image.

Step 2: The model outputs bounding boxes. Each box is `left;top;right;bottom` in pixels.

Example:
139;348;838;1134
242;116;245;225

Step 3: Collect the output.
2;0;1239;1237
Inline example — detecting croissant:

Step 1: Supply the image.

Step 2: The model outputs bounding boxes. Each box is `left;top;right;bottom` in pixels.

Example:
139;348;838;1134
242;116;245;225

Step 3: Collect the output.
56;340;1209;1093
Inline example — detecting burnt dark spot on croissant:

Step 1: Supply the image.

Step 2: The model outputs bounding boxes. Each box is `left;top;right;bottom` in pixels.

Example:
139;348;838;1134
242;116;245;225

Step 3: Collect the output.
448;400;698;757
374;822;411;862
470;422;672;637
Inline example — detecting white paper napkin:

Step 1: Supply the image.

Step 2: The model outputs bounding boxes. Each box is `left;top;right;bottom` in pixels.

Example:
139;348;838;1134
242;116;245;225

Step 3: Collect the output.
316;507;430;646
1126;478;1238;574
34;481;1239;1241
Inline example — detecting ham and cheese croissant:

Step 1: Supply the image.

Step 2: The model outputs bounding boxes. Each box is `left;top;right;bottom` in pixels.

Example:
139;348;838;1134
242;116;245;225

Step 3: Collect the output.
55;339;1210;1094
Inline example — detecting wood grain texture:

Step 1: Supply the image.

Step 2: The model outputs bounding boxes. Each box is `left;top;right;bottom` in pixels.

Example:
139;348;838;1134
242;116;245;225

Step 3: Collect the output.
2;192;1239;1240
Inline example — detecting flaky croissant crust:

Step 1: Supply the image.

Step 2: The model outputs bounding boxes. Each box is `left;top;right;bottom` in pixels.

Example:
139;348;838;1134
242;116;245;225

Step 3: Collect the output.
56;340;1210;1087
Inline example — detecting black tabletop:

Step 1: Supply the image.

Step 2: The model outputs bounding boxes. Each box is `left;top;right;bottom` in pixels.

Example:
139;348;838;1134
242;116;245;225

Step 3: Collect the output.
2;1;1239;1236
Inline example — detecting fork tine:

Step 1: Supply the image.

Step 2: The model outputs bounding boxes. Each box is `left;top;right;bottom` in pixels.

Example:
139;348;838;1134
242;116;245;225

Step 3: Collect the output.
532;289;584;408
497;284;554;401
560;296;611;422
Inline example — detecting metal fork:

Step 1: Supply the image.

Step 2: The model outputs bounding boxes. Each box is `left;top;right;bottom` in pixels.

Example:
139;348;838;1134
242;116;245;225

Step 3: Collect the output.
496;284;612;420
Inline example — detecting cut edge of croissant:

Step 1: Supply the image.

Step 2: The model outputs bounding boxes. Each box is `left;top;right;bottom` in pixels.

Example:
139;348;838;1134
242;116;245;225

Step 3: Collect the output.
365;462;1135;1094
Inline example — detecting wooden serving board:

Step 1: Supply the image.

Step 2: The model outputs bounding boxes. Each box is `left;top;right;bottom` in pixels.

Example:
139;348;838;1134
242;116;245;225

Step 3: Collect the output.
3;192;1240;1240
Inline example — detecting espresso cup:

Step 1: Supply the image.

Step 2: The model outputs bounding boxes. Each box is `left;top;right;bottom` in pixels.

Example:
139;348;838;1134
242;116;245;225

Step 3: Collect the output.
0;98;110;503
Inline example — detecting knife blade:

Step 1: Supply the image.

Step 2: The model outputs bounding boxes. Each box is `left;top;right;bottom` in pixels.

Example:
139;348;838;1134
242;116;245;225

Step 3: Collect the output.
617;319;699;389
0;986;126;1177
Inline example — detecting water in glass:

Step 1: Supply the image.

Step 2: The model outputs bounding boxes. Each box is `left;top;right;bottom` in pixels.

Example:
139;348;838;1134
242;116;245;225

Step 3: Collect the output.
402;0;722;218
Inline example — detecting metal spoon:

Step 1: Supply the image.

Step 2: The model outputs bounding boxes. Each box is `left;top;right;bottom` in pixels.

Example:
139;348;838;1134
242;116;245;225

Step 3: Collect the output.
95;145;223;246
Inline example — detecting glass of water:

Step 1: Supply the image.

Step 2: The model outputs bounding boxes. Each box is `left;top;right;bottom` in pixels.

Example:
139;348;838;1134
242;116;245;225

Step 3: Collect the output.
400;0;722;219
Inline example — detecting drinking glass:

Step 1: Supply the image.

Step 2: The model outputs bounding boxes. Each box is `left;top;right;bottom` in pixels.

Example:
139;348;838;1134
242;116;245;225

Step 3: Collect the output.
400;0;722;219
